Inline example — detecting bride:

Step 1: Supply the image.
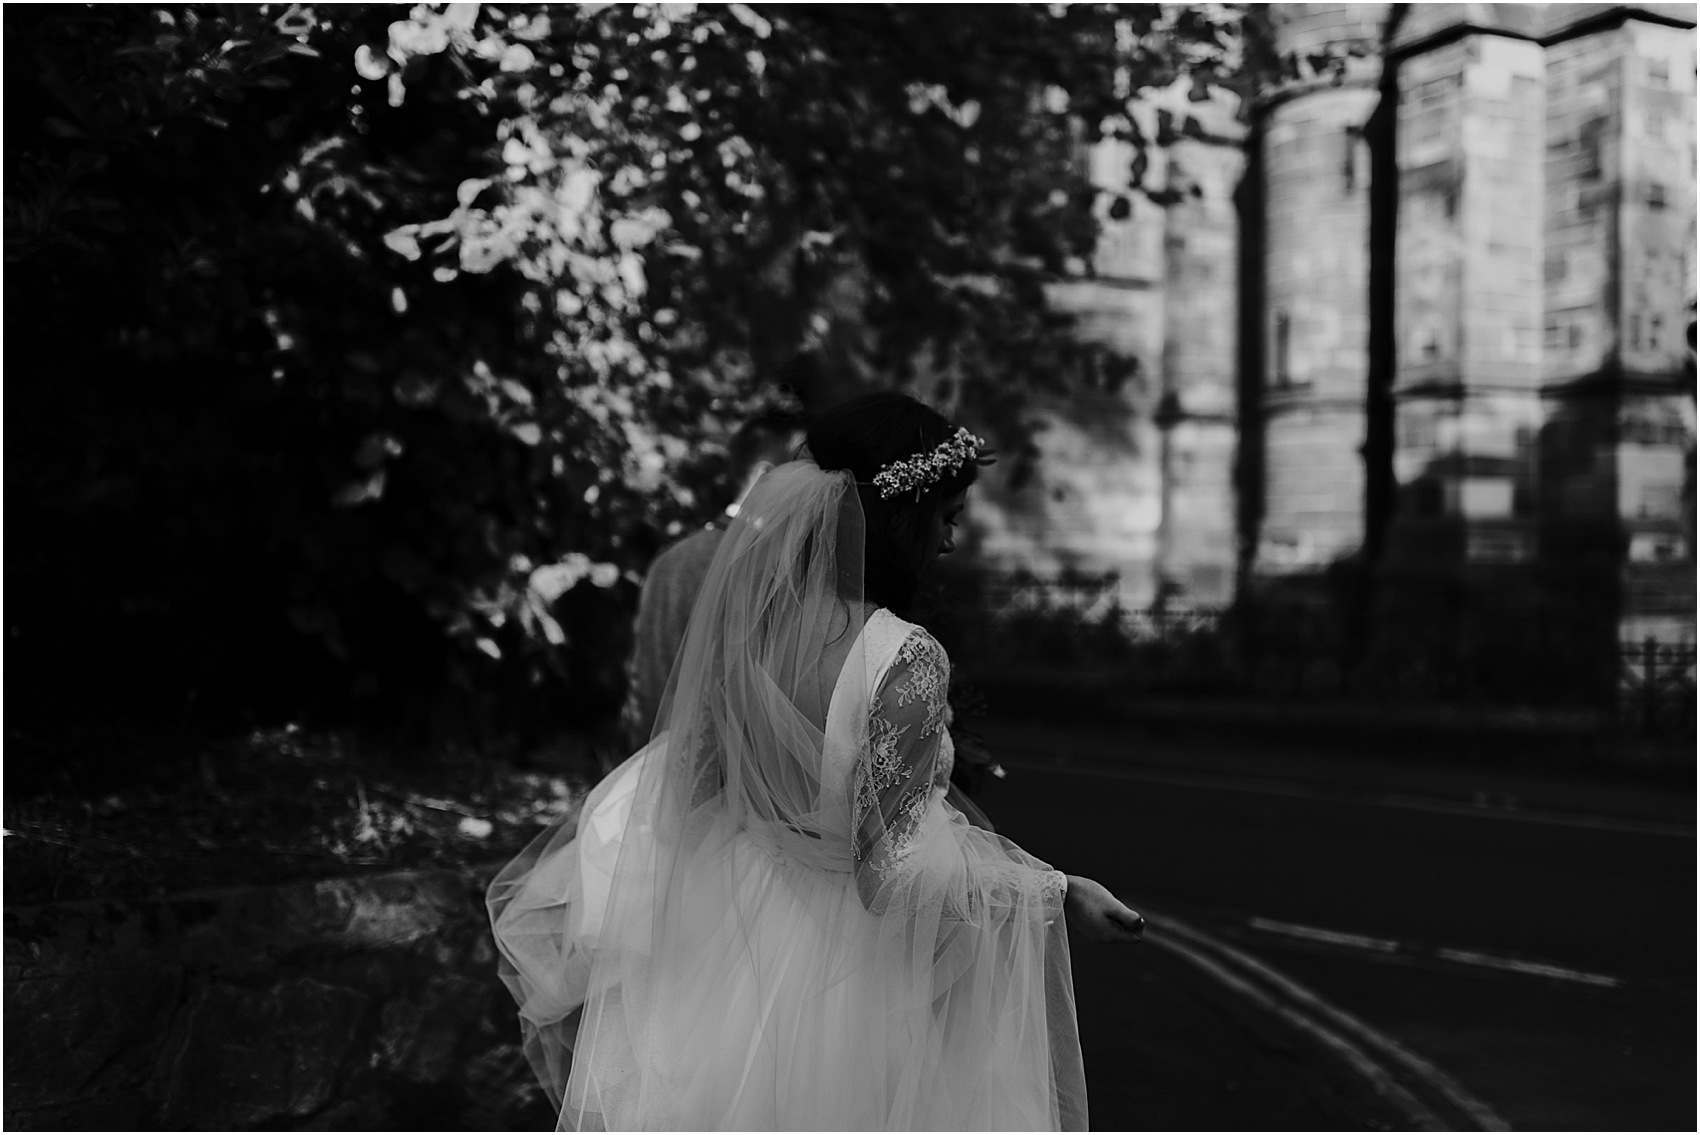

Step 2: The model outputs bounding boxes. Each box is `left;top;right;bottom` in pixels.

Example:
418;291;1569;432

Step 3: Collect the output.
489;391;1144;1131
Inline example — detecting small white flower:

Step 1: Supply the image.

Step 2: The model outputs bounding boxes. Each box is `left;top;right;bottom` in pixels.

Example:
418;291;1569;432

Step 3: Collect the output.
872;428;984;499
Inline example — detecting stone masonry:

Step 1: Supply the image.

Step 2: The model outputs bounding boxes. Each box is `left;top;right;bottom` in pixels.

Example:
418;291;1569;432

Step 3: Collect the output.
967;3;1696;645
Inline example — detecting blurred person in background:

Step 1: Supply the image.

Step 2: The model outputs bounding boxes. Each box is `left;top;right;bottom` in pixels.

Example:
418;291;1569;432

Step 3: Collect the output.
490;390;1141;1130
618;408;808;751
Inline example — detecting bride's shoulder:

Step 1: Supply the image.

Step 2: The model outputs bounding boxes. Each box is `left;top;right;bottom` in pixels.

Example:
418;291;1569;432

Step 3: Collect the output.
867;609;949;670
865;605;919;640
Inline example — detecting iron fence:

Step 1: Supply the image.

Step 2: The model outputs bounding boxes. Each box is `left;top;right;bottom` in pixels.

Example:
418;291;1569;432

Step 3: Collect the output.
921;568;1696;742
1617;638;1698;739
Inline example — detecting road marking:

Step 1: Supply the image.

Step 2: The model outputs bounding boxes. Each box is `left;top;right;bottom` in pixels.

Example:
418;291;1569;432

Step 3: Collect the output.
1242;914;1629;990
1143;928;1451;1131
997;753;1697;838
1151;910;1513;1132
1435;948;1623;989
1250;916;1401;952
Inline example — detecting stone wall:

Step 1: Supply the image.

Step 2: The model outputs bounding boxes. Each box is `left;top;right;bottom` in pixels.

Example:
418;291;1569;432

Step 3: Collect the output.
1157;96;1247;605
961;2;1693;641
4;865;555;1131
1388;30;1548;569
1253;5;1387;575
968;82;1245;606
970;118;1170;600
1612;17;1697;637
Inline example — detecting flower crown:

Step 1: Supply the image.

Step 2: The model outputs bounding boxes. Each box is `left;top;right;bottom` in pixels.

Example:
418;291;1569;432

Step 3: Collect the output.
871;427;986;500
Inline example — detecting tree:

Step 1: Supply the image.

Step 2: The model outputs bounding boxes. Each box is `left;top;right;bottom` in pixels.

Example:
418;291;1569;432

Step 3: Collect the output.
4;3;1249;774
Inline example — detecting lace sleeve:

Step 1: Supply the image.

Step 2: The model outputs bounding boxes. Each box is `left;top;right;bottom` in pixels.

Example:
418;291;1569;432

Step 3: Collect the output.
852;629;1066;917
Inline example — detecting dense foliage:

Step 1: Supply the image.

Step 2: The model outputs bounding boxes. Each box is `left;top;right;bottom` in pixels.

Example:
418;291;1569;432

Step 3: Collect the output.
4;3;1248;781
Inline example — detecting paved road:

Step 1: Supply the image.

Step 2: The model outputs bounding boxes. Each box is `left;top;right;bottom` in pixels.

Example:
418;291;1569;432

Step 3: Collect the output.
973;719;1696;1132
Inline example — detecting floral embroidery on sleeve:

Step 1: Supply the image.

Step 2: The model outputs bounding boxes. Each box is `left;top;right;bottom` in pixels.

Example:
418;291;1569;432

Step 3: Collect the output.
853;630;950;885
854;710;912;842
852;628;1065;918
891;632;949;738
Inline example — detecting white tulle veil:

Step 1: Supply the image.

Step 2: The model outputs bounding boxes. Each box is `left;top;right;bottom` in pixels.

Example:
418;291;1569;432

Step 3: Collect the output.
489;458;1084;1130
489;462;870;1103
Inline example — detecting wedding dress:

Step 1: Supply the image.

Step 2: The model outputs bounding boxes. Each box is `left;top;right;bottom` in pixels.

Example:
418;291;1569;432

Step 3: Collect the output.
488;462;1085;1130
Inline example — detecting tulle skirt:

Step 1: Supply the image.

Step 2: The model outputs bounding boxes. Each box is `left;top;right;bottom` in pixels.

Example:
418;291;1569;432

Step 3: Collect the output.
490;744;1085;1131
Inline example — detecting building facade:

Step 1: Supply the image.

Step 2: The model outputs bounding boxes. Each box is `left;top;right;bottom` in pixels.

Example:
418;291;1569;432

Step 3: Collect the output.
969;2;1696;642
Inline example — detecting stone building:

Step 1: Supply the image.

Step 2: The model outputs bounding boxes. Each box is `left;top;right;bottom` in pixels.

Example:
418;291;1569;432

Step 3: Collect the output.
969;2;1696;644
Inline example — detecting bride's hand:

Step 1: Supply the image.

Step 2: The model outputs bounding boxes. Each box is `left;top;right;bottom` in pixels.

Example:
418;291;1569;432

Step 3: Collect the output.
1063;876;1145;944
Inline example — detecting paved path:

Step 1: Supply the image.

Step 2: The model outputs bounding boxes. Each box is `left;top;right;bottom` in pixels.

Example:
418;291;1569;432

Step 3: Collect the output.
973;716;1695;1131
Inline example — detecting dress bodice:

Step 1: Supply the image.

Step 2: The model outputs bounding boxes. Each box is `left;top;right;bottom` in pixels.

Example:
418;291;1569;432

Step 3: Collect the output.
818;608;954;831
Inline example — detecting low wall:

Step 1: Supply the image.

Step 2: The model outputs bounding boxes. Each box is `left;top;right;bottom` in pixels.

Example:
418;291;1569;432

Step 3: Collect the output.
3;863;554;1131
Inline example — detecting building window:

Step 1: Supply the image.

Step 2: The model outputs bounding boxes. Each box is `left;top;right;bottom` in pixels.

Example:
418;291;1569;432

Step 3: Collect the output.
1412;323;1443;364
1414;76;1450;108
1342;127;1359;193
1648;182;1668;210
1579;120;1604;179
1629;313;1642;350
1273;310;1292;387
1648;57;1670;87
1569;323;1583;350
1650;314;1664;350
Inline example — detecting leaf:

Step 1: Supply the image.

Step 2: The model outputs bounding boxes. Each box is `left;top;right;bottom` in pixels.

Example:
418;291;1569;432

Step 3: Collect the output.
355;432;403;469
354;44;390;80
727;4;771;37
332;471;386;507
393;371;437;406
383;228;422;260
500;44;536;73
443;4;481;33
456;177;491;207
536;609;567;646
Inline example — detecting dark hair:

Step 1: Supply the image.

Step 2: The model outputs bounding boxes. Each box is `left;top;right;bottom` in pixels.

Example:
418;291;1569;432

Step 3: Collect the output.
807;390;984;612
729;409;807;481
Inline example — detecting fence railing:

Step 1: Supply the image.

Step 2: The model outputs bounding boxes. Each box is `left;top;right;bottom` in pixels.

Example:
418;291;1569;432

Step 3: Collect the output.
1617;638;1698;738
921;569;1696;742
